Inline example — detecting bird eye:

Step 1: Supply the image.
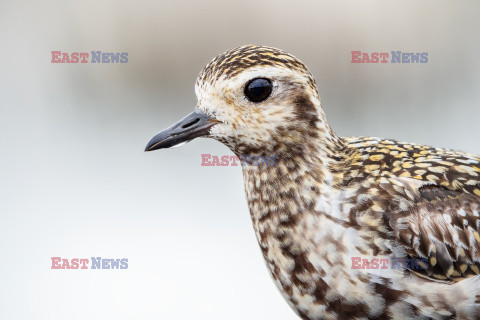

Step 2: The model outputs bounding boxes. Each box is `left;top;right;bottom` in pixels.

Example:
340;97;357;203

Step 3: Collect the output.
244;78;272;103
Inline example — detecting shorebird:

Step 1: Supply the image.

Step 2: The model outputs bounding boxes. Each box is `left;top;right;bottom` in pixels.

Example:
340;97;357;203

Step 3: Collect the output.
145;45;480;319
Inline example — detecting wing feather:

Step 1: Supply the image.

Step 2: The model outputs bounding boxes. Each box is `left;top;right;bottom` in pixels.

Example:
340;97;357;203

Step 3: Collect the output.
391;183;480;281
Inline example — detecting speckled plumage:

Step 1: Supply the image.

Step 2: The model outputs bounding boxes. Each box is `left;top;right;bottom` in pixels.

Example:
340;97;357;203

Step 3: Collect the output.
241;135;480;320
158;45;480;319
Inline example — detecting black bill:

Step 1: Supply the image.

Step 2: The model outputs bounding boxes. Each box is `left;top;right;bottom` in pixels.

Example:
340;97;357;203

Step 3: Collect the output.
145;109;218;151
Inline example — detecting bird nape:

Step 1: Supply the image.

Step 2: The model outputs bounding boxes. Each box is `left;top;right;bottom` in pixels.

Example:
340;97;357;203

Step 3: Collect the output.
145;45;480;320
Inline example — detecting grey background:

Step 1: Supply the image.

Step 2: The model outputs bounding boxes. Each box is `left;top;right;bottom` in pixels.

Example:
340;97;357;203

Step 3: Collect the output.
1;0;479;319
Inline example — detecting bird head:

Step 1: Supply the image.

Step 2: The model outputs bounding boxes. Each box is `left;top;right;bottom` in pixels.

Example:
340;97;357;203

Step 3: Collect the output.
145;45;334;157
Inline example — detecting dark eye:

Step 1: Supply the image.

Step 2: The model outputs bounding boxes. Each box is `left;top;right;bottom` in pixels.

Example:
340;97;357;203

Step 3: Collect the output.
244;78;272;103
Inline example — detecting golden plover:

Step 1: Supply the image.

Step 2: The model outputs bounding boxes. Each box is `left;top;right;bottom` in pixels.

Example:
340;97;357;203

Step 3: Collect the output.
145;45;480;320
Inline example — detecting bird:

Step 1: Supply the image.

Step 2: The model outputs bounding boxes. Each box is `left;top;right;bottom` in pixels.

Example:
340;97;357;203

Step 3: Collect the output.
145;45;480;320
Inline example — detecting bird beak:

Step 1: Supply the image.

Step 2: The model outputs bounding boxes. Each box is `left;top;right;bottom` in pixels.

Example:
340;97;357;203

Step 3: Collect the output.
145;109;219;151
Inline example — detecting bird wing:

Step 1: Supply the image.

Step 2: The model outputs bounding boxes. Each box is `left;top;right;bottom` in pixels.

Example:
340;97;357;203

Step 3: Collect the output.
343;137;480;282
389;166;480;281
387;180;480;282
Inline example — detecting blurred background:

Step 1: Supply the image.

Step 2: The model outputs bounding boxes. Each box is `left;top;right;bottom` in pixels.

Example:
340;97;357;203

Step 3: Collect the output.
1;0;479;319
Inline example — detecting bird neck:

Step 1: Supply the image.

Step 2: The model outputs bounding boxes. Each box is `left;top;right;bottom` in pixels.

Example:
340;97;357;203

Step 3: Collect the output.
240;125;345;226
235;108;353;310
239;128;347;308
237;97;347;231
